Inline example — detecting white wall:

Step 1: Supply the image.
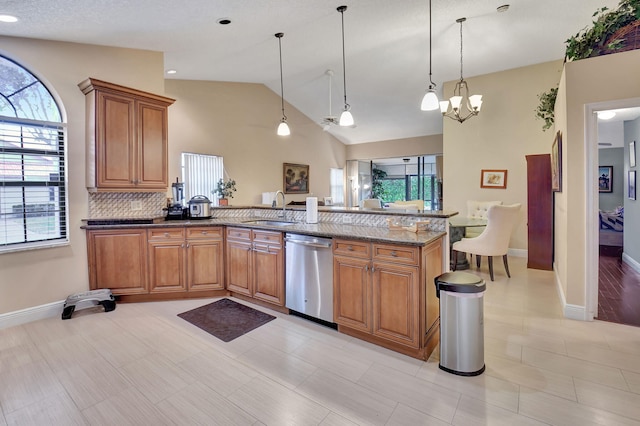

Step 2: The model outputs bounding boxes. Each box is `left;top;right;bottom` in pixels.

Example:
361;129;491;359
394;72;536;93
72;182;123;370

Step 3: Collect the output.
443;60;564;251
624;117;640;262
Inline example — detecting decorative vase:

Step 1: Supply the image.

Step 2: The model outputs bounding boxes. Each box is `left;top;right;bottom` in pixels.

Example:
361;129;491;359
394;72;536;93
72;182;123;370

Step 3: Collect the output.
219;198;228;206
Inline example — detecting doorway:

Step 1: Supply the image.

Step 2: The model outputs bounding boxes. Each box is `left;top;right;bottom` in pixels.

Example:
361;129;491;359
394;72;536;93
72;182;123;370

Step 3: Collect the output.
587;102;640;326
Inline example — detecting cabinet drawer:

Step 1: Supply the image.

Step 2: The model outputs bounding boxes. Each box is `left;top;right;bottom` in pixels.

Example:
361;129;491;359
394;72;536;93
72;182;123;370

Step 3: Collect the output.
252;230;282;244
333;239;371;259
186;226;223;240
373;243;420;266
148;227;185;240
226;227;251;241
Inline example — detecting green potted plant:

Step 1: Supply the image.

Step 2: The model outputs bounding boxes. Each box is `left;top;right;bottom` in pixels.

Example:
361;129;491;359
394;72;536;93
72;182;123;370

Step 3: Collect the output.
565;0;640;61
371;168;387;200
213;178;236;206
535;87;558;131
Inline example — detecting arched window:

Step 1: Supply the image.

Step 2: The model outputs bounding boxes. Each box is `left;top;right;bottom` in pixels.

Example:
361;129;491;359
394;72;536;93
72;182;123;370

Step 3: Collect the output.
0;55;67;253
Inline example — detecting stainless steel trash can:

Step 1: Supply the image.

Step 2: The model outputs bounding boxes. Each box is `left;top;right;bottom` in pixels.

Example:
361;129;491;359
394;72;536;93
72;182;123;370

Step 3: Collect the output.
435;271;486;376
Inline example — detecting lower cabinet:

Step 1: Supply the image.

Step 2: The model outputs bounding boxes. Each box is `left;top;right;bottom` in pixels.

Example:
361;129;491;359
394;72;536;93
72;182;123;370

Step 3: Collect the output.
87;226;224;298
87;229;148;294
333;237;442;359
226;227;284;307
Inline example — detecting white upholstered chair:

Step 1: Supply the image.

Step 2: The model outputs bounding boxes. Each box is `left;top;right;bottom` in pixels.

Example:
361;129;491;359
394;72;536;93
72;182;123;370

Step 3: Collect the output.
465;200;502;238
452;203;521;281
362;199;382;208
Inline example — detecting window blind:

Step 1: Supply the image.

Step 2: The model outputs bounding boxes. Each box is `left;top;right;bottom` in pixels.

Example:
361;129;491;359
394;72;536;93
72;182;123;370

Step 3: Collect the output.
181;153;223;205
0;117;68;252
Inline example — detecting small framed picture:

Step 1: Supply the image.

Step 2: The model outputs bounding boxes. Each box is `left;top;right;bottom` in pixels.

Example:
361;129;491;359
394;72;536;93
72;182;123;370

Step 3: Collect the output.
630;141;636;168
323;196;333;206
598;166;613;193
283;163;309;194
480;169;508;189
630;171;636;200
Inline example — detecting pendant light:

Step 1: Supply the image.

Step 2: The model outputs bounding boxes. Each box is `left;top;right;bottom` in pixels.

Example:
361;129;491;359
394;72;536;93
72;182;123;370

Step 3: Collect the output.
439;18;483;123
420;0;439;111
337;5;354;127
275;32;290;136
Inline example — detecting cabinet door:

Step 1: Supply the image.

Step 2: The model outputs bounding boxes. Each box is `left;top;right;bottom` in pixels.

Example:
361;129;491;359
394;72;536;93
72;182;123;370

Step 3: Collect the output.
188;239;224;291
252;243;284;306
148;241;186;293
423;240;443;336
226;239;252;296
136;100;168;189
333;255;371;332
87;229;147;294
96;91;135;188
372;262;420;347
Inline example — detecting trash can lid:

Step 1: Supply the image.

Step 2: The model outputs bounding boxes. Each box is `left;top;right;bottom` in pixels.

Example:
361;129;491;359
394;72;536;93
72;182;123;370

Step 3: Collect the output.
435;271;486;294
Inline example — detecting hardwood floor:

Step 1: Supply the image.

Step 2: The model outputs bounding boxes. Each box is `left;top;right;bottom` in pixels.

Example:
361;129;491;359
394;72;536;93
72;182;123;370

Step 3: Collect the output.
2;257;640;425
598;249;640;327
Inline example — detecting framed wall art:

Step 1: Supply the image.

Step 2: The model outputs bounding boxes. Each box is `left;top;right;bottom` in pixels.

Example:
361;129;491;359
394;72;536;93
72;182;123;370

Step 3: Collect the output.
630;140;636;168
598;166;613;193
629;170;636;200
480;169;508;189
551;130;562;192
283;163;309;194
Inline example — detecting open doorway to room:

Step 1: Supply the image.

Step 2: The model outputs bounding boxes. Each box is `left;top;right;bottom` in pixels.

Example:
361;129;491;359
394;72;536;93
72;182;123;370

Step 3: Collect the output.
590;105;640;327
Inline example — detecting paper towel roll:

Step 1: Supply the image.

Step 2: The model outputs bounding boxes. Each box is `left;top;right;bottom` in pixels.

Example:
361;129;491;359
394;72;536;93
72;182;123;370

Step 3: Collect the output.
306;197;318;224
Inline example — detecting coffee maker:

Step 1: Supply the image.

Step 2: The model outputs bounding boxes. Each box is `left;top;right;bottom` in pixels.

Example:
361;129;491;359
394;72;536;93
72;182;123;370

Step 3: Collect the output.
165;178;188;220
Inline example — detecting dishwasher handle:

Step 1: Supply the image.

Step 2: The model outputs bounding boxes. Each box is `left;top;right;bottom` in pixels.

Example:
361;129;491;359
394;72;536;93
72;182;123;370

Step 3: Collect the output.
285;237;332;249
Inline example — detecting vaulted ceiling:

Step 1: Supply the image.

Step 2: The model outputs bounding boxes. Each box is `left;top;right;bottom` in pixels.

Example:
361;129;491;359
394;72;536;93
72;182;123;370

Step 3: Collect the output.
0;0;621;144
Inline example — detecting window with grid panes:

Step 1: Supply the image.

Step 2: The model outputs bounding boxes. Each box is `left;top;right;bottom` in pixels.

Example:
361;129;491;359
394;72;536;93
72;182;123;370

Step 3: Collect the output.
0;55;67;253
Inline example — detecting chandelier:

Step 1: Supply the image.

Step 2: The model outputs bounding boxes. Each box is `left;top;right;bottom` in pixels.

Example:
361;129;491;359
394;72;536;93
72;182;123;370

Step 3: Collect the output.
439;17;483;123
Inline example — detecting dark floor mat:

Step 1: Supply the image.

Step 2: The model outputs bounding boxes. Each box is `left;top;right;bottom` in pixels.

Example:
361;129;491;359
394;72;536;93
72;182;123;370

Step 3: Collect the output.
178;298;276;342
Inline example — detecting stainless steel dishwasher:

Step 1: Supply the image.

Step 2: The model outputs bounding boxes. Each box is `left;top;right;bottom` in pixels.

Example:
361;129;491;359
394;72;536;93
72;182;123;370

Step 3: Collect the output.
285;233;334;323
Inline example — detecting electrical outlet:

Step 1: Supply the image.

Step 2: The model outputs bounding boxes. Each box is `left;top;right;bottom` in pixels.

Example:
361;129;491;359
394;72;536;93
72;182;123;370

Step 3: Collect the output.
131;201;142;211
254;210;262;217
342;215;352;224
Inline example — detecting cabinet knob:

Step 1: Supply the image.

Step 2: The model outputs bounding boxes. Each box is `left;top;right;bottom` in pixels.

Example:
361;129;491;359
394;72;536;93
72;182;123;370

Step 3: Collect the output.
390;251;398;257
201;231;207;235
364;264;369;272
181;243;185;248
164;232;170;237
347;245;353;251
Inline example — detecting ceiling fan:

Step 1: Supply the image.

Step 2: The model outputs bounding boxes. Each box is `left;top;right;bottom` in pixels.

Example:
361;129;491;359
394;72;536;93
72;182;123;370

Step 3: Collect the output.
320;69;339;130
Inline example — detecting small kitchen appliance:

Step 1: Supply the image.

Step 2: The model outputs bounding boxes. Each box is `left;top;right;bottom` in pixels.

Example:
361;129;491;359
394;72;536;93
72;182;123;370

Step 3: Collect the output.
188;195;212;219
165;178;188;220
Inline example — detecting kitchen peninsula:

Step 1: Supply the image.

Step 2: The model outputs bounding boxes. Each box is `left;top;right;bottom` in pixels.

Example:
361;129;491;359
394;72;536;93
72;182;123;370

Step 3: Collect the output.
83;206;455;360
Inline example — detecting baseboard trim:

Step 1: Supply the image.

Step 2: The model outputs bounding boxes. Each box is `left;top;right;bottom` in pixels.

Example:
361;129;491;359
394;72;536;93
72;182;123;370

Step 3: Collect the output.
508;248;527;258
552;263;589;321
622;252;640;274
0;300;65;330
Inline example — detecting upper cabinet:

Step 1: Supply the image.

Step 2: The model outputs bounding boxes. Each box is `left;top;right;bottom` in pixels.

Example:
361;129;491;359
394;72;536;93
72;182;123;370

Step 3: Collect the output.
78;78;175;192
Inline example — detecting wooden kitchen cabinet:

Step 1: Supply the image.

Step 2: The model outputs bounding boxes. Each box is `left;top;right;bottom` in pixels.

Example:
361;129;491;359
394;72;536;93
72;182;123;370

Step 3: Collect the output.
78;78;175;192
148;226;224;294
225;227;285;307
333;237;443;359
86;229;148;295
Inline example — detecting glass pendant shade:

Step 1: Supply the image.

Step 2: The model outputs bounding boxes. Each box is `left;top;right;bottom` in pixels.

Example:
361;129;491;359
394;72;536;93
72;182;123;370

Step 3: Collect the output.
421;89;440;111
277;120;290;136
469;94;483;111
339;109;354;127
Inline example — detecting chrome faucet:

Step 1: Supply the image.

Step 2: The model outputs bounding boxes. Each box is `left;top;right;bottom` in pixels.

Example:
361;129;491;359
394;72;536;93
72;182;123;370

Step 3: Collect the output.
274;190;286;219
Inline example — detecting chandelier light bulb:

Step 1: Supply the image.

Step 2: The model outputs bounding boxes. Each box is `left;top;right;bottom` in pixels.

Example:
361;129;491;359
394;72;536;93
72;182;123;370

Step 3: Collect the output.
277;120;291;136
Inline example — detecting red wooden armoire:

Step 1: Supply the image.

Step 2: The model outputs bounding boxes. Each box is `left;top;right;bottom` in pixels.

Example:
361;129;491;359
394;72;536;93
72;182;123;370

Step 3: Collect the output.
526;154;553;270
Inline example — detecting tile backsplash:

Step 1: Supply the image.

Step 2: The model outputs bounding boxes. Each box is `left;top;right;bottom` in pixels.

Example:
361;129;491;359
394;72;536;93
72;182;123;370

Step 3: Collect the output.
88;192;166;218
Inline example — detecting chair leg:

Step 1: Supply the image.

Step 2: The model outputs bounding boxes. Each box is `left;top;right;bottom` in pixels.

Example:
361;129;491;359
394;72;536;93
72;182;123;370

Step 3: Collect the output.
503;254;511;278
452;250;457;271
476;255;481;268
488;256;494;281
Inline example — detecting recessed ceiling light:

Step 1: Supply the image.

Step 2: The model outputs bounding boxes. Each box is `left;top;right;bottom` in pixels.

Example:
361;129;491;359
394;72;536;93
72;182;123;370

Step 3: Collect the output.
497;5;510;13
166;69;177;75
598;111;616;120
0;14;18;23
217;18;231;25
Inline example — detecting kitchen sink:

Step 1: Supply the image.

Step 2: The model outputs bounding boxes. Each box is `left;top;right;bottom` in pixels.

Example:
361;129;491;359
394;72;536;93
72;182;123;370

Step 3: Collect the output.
242;219;296;226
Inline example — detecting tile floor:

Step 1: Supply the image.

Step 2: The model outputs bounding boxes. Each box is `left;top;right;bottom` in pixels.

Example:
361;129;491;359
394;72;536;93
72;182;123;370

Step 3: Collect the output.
1;257;640;425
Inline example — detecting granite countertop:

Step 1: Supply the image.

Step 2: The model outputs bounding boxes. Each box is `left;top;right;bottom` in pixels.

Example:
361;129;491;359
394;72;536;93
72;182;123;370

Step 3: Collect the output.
82;217;446;246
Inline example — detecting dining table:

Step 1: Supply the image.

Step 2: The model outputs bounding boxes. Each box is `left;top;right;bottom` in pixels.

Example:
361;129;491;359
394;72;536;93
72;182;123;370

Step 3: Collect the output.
448;216;487;270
